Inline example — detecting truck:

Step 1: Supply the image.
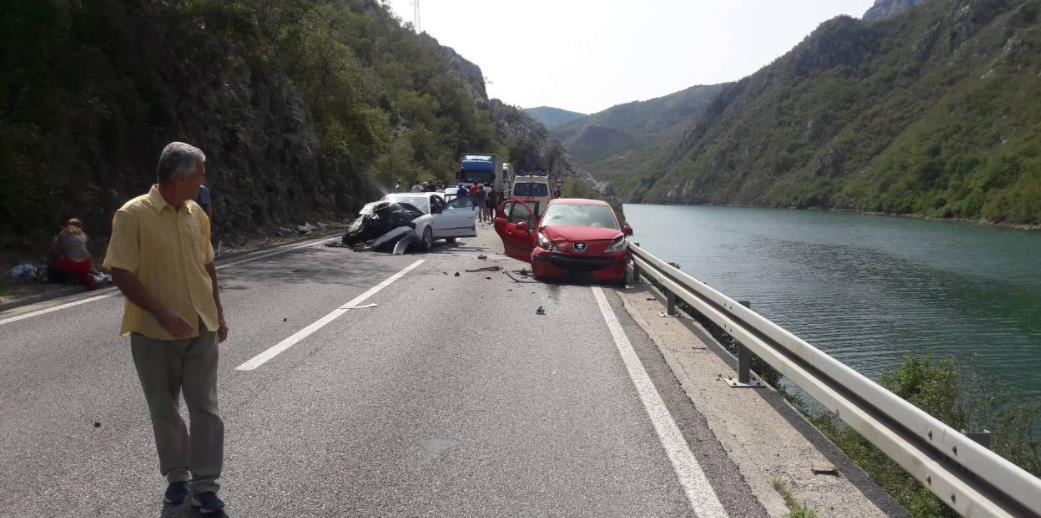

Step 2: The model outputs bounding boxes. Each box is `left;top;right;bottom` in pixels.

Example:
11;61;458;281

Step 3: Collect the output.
457;154;502;194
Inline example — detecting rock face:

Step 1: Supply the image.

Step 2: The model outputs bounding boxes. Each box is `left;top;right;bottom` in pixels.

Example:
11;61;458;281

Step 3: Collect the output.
1;1;560;256
441;49;572;180
439;45;488;102
863;0;926;21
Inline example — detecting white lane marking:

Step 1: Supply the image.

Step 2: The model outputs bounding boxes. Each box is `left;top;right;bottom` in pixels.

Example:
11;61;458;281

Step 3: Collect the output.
0;236;334;327
592;286;729;518
235;259;425;371
215;236;332;270
0;293;117;326
339;303;377;310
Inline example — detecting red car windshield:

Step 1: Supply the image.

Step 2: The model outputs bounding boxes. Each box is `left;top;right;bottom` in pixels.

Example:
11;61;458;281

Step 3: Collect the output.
541;204;618;229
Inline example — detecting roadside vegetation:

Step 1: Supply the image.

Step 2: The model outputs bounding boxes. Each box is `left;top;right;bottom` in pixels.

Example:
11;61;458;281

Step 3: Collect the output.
653;279;1041;517
804;355;1041;517
1;0;525;258
771;478;818;518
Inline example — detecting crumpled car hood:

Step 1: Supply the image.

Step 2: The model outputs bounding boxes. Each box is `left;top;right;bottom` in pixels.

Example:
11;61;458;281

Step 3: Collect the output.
540;225;622;242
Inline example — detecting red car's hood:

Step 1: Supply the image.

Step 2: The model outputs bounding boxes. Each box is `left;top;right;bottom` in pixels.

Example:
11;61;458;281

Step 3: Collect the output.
540;225;621;242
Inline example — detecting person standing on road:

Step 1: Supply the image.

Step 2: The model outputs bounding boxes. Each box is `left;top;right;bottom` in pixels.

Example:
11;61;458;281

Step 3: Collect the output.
482;183;493;223
195;183;220;256
195;184;212;217
103;142;228;515
474;183;487;224
468;181;481;212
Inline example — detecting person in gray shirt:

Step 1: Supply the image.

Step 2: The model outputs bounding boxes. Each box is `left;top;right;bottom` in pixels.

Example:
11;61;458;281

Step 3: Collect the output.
51;218;97;289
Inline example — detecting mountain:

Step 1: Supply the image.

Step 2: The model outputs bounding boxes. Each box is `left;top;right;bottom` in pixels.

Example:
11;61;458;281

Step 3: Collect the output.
0;0;552;256
863;0;926;21
551;84;727;166
525;107;587;130
617;0;1041;225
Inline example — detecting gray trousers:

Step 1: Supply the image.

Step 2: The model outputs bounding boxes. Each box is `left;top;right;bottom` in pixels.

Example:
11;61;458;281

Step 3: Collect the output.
131;330;223;494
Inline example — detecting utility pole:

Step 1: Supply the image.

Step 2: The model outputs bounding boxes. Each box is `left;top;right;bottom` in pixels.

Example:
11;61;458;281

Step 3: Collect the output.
412;0;421;33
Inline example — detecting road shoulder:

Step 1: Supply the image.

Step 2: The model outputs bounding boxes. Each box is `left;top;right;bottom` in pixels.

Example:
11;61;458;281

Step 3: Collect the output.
618;286;906;518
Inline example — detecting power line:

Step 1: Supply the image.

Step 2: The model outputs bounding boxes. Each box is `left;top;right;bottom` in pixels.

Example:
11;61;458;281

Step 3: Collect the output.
412;0;421;32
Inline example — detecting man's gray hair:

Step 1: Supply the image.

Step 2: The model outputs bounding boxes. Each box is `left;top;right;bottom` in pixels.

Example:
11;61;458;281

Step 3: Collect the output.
156;142;206;184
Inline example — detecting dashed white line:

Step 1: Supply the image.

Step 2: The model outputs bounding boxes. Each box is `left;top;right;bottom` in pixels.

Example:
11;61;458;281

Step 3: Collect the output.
235;259;425;371
592;286;729;518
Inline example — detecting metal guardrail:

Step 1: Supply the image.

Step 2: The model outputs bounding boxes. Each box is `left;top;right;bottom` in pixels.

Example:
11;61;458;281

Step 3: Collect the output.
628;243;1041;518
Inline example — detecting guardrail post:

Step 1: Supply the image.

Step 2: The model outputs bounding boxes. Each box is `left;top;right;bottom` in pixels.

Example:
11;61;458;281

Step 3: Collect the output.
667;291;676;316
737;344;752;384
630;243;641;284
964;430;992;450
727;300;763;388
737;300;753;384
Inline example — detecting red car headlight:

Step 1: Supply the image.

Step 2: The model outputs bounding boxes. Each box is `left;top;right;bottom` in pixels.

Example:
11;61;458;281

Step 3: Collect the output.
537;232;557;251
604;236;627;253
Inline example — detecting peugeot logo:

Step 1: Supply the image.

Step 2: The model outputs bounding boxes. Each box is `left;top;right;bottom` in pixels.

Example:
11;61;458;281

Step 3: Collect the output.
574;243;587;252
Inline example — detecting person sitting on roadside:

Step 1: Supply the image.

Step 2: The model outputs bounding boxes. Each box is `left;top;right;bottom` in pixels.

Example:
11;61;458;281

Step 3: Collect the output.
51;218;97;290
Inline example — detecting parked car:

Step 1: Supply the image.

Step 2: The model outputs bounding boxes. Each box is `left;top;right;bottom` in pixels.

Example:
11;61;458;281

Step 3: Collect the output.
382;192;477;249
493;198;632;285
443;186;460;203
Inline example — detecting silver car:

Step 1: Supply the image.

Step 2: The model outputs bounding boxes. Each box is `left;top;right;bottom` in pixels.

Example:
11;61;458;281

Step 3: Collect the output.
381;193;478;249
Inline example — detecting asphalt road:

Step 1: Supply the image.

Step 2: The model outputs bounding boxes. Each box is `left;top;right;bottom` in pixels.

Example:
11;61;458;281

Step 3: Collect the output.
0;226;767;517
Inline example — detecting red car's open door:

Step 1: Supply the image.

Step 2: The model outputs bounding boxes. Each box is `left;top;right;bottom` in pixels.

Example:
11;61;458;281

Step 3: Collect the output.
494;199;538;263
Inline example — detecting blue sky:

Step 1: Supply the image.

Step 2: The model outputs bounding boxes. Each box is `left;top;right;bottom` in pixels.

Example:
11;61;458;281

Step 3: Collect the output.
383;0;878;114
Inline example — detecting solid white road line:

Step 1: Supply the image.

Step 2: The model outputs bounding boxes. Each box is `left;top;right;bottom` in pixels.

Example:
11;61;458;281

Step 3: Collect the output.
215;236;333;270
235;259;425;371
0;293;117;327
0;236;334;327
592;286;729;518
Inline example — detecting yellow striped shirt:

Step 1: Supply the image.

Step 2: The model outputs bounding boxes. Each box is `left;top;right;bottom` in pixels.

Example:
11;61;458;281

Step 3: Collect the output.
103;185;217;339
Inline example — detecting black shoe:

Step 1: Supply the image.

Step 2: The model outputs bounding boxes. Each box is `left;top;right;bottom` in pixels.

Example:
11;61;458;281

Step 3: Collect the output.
191;491;225;514
163;481;189;505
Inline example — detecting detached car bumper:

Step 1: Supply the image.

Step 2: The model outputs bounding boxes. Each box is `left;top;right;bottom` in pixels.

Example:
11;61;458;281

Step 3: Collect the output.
531;248;628;283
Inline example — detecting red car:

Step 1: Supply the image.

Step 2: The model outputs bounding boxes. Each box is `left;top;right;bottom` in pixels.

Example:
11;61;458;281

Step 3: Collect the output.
494;198;633;285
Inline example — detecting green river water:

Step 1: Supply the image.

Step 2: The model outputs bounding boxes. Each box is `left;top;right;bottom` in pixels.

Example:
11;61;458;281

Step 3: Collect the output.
623;204;1041;403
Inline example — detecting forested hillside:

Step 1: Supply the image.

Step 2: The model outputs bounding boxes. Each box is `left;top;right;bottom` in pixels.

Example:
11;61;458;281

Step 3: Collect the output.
525;106;586;131
0;0;549;256
545;85;726;194
611;0;1041;225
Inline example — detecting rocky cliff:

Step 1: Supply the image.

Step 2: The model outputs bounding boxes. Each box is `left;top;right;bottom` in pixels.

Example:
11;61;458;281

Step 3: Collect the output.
0;0;553;260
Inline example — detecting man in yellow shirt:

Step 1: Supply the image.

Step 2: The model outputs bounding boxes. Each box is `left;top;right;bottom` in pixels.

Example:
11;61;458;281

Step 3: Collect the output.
104;142;229;514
